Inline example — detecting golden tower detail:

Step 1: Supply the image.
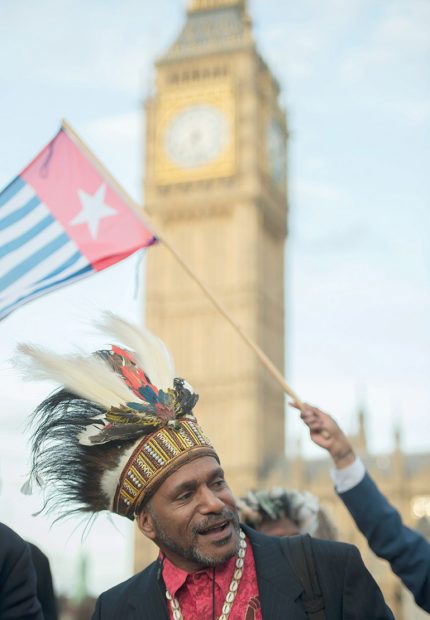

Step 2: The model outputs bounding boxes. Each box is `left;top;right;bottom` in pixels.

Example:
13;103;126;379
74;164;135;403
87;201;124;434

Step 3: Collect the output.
137;0;288;568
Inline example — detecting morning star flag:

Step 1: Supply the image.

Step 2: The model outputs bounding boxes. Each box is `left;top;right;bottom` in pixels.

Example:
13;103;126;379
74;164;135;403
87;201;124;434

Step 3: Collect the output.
0;126;156;319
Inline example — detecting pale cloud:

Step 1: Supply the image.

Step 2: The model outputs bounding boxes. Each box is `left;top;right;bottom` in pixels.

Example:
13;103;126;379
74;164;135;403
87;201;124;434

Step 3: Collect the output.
294;179;351;207
338;7;430;87
378;11;430;53
290;179;363;245
253;0;374;84
254;0;430;133
393;100;430;125
259;24;322;81
82;111;143;200
288;378;430;455
339;48;389;84
0;0;183;93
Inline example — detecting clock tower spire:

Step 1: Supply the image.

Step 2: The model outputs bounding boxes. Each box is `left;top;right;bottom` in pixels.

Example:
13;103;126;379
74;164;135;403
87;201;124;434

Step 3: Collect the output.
138;0;288;569
188;0;247;11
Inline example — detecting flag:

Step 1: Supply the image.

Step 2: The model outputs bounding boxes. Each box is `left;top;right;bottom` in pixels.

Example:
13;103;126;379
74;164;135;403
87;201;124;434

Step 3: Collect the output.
0;127;156;319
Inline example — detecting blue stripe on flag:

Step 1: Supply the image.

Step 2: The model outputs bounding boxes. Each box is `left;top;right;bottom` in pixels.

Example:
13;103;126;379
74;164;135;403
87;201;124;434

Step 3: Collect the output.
0;264;93;320
0;214;54;259
0;232;70;292
36;250;82;283
0;176;26;208
0;195;41;230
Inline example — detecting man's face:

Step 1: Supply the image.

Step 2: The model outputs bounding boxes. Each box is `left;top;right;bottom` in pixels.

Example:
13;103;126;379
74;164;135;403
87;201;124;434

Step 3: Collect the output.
137;456;241;572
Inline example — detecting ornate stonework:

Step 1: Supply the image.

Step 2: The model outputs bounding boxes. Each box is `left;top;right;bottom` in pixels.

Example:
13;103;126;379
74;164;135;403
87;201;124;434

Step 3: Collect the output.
164;0;252;61
137;0;288;569
135;6;429;620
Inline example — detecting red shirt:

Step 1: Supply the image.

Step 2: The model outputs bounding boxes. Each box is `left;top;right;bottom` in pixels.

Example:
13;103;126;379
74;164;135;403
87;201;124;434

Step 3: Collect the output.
162;535;262;620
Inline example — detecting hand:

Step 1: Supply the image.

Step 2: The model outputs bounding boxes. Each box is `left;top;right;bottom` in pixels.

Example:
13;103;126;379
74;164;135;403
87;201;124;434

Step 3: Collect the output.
291;402;356;469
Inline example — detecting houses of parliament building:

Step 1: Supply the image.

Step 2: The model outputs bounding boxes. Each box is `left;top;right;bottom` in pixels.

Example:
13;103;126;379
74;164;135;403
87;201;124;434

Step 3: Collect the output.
136;1;430;618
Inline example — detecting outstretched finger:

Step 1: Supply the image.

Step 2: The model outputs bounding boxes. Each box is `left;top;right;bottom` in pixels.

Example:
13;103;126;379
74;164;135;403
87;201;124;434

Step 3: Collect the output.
300;409;320;423
289;401;302;411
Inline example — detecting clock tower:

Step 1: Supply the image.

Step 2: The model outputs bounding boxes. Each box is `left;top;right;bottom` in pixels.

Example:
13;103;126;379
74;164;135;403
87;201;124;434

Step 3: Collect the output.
137;0;288;568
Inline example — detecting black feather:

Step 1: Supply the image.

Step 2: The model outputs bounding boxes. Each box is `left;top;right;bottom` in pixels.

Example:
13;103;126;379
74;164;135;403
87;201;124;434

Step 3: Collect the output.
88;421;160;445
28;388;137;518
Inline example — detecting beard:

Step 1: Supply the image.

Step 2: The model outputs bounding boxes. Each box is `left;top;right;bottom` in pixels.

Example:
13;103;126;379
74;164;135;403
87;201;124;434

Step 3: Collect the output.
149;506;241;567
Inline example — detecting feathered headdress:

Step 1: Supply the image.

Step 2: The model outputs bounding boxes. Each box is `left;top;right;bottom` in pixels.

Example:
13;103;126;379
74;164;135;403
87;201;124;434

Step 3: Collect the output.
18;314;217;520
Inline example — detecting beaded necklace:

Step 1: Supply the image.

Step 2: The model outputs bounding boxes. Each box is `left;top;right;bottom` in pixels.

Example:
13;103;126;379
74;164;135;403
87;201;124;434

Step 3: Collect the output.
165;529;247;620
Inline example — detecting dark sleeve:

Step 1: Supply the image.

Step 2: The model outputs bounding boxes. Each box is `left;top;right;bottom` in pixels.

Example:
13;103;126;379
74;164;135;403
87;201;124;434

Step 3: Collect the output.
342;543;394;620
339;472;430;612
0;527;43;620
29;543;58;620
91;595;102;620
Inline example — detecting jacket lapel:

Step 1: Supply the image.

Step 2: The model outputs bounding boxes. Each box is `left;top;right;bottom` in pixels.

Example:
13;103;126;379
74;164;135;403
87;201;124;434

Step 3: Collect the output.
125;562;169;620
123;529;306;620
243;525;307;620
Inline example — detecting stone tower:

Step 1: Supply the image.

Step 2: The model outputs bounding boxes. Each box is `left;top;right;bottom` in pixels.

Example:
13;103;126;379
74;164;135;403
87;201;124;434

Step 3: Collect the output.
136;0;288;568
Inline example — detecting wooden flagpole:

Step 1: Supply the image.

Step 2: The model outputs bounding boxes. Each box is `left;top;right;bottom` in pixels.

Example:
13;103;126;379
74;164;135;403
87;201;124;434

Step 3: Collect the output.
61;119;304;409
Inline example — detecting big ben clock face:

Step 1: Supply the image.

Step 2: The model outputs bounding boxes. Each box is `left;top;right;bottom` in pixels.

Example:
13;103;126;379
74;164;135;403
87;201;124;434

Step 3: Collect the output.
164;105;228;169
154;81;236;184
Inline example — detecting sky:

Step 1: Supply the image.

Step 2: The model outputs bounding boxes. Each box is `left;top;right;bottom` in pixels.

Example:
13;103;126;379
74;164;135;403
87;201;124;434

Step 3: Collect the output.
0;0;429;599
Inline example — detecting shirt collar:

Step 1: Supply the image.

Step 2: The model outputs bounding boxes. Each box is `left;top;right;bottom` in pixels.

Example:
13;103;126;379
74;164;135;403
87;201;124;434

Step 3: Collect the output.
162;552;237;599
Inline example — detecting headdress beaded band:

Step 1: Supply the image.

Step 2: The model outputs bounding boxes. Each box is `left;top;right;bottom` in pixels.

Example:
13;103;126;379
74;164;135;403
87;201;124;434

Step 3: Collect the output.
114;419;216;518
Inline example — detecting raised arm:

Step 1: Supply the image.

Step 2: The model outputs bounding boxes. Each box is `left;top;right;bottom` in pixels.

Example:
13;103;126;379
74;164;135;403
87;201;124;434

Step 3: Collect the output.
298;403;430;613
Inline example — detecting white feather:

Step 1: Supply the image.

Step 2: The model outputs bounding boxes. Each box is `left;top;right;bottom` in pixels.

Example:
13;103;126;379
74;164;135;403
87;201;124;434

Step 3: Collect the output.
96;312;175;390
77;414;106;446
100;442;138;509
16;344;139;409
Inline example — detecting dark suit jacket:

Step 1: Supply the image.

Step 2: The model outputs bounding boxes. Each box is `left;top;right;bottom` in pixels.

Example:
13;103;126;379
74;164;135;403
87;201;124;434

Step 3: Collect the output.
29;543;58;620
0;522;43;620
92;525;393;619
340;471;430;613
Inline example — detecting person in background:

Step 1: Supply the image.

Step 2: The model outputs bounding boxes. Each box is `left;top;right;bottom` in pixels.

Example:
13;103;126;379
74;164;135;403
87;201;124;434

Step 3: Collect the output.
237;487;337;539
299;402;430;614
19;315;394;620
0;522;43;620
28;542;58;620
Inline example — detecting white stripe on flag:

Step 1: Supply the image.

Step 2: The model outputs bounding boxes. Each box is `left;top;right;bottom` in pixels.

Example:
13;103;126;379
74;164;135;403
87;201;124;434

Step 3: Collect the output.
0;217;66;274
1;240;86;298
1;253;90;311
21;251;89;294
1;201;50;245
0;261;92;319
0;184;36;219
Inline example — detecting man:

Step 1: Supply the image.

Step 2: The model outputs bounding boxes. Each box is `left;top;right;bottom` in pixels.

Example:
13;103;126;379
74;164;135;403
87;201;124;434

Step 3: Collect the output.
28;542;58;620
0;522;43;620
300;403;430;613
237;487;337;539
20;315;394;619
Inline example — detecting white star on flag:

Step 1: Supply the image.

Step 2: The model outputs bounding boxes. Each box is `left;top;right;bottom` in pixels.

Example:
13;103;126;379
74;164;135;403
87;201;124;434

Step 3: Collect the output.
70;183;117;239
0;125;156;321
